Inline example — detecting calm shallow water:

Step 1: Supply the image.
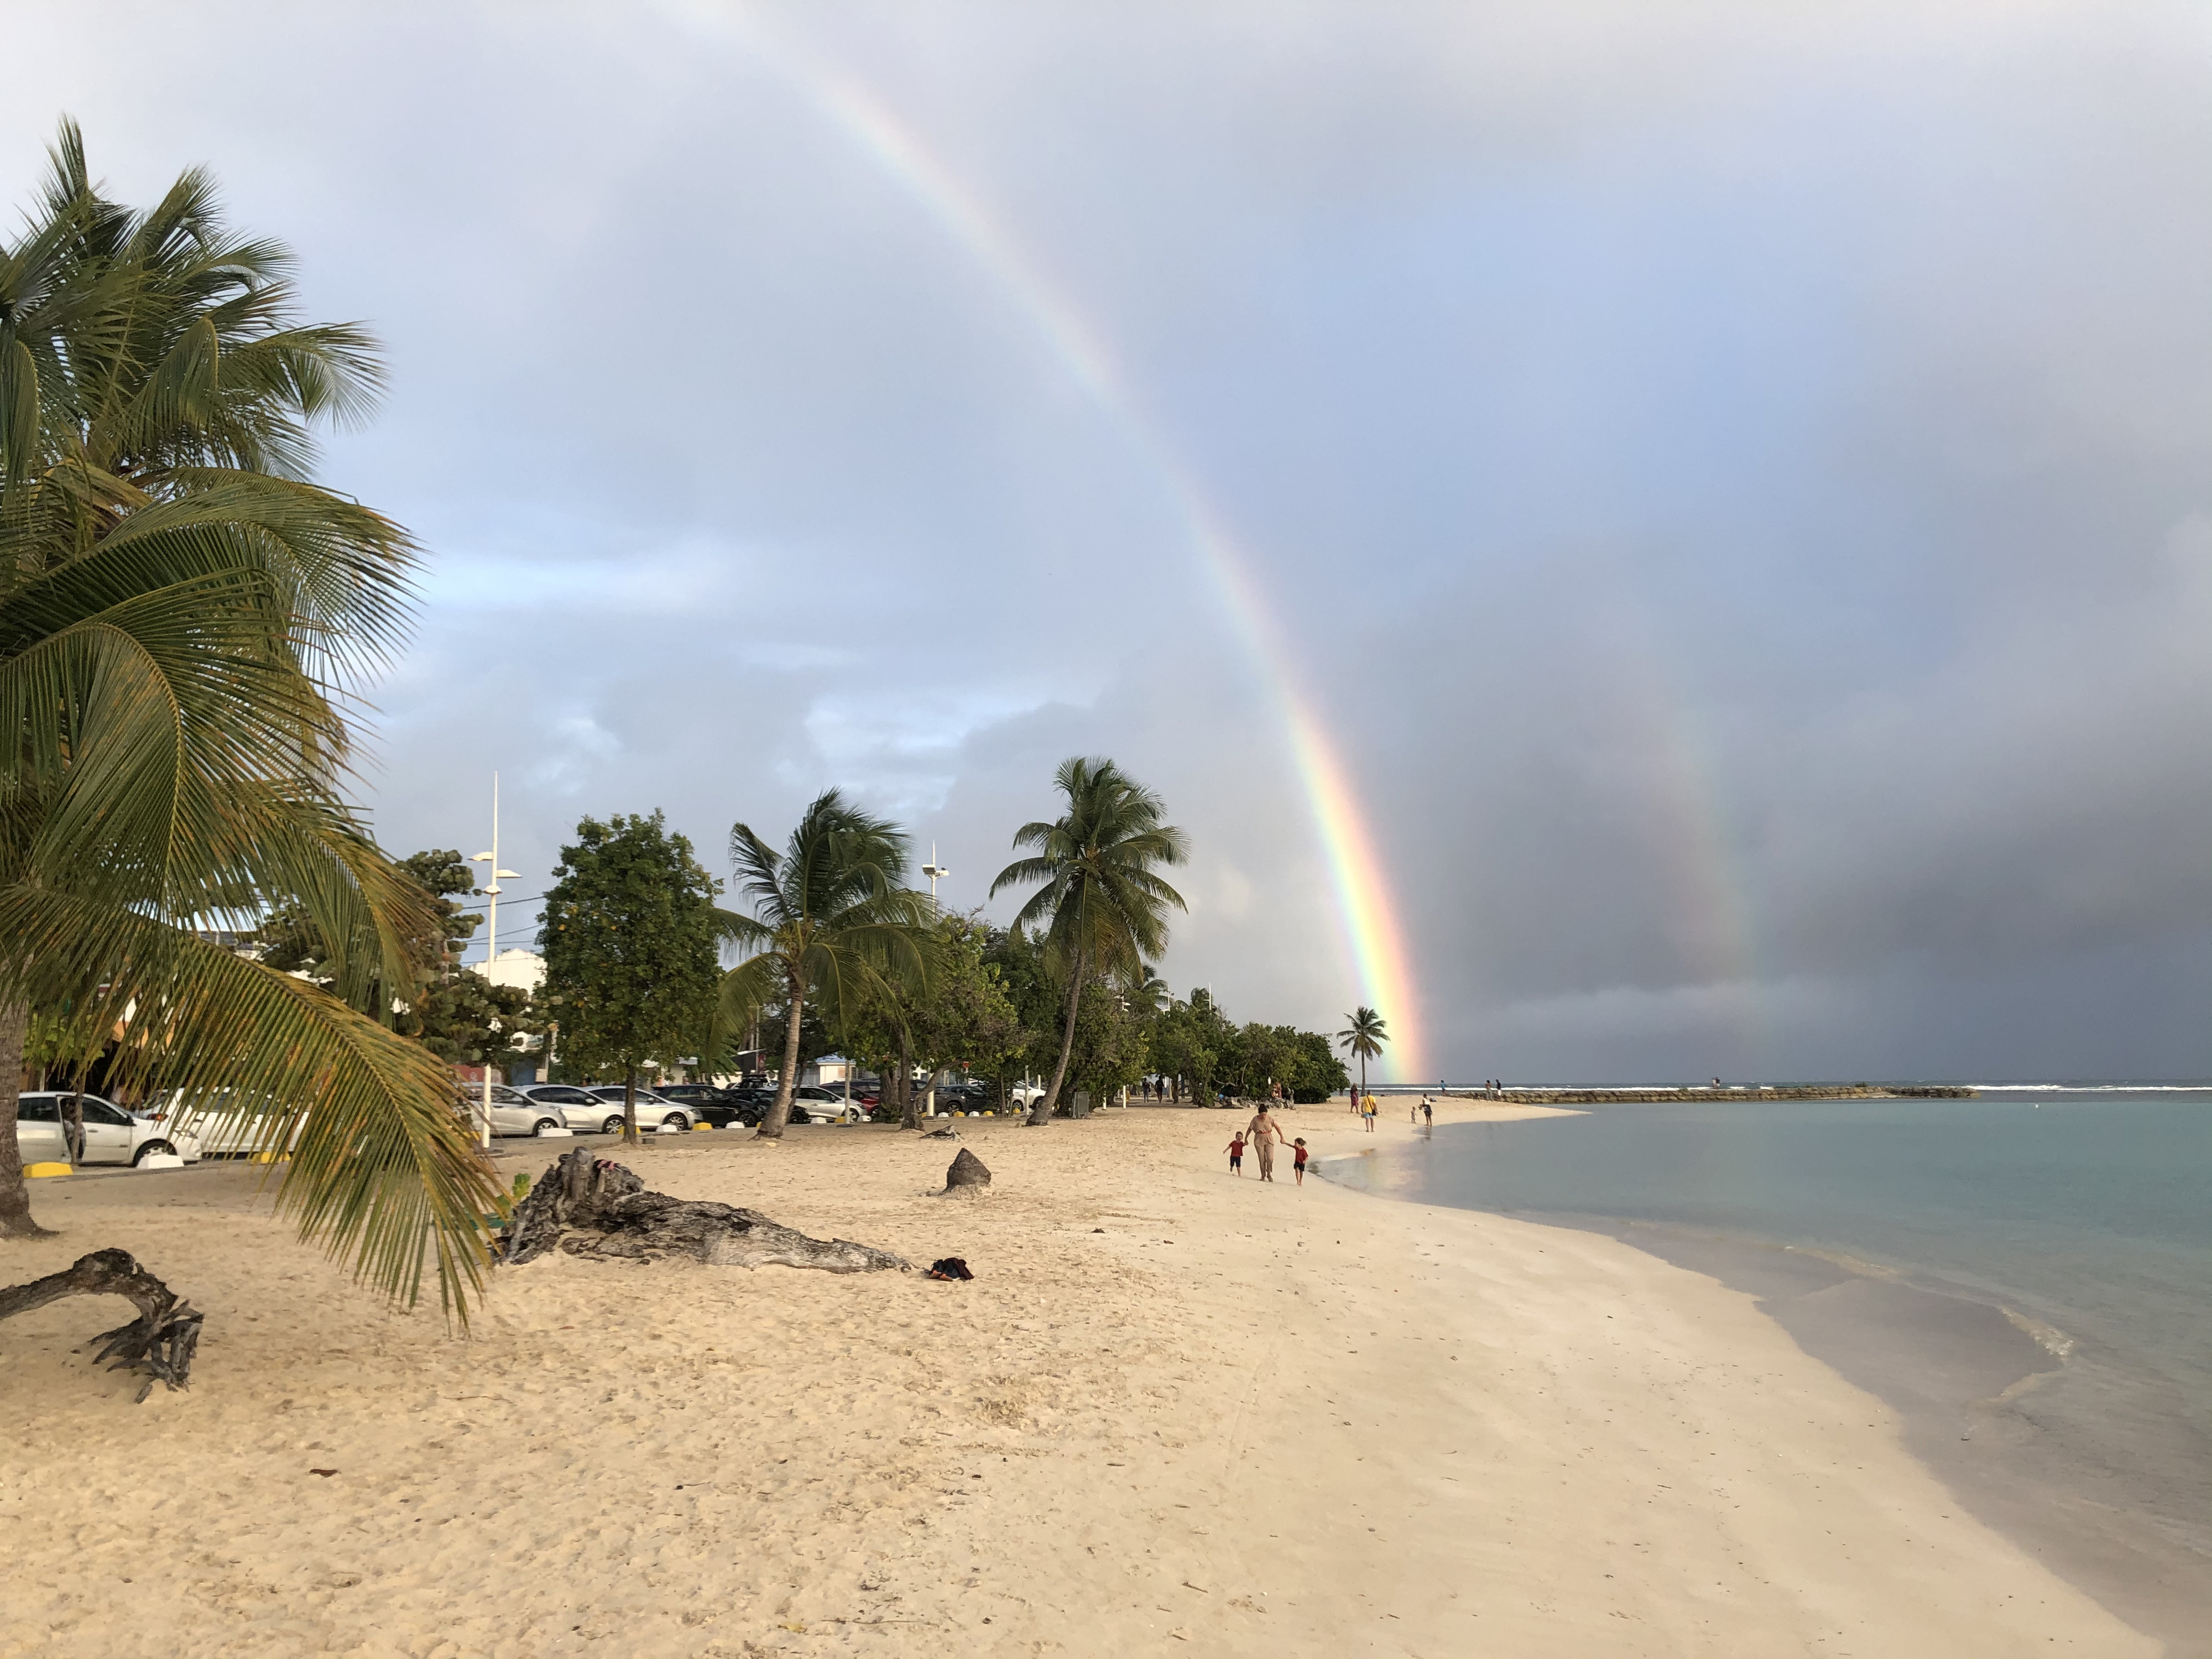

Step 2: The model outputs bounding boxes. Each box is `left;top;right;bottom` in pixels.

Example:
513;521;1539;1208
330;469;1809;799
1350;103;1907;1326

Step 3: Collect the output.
1322;1089;2212;1642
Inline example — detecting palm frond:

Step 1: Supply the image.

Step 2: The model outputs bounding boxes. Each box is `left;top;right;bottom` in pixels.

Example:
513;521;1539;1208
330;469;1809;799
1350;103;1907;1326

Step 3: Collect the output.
2;886;497;1317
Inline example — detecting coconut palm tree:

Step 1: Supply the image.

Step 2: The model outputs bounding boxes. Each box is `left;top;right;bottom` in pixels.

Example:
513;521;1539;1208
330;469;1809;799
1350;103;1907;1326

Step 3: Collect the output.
990;757;1188;1126
714;790;935;1139
0;123;498;1314
1337;1006;1389;1103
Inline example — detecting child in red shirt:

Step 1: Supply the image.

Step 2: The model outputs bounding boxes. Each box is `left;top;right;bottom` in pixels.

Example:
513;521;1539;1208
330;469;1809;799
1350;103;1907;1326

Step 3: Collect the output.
1225;1133;1246;1175
1292;1138;1310;1185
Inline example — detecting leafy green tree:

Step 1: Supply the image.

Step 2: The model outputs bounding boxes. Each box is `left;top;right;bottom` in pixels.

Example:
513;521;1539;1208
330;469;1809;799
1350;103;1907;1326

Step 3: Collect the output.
990;757;1189;1125
978;924;1057;1110
915;917;1026;1103
1149;989;1225;1103
1227;1021;1295;1102
539;813;722;1141
1065;980;1150;1107
258;849;543;1069
1338;1005;1389;1102
847;912;1025;1126
1285;1030;1350;1102
715;790;933;1139
0;123;496;1311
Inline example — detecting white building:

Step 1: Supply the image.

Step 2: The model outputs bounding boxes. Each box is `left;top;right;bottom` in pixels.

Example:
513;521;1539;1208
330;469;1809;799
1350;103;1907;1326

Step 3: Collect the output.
482;948;545;995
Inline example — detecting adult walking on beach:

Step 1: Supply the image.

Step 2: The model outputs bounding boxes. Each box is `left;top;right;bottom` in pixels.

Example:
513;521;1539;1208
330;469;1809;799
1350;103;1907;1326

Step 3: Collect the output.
1245;1102;1290;1181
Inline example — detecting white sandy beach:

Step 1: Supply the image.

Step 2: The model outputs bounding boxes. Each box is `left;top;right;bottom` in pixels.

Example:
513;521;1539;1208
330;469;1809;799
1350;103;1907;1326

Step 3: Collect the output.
0;1100;2156;1658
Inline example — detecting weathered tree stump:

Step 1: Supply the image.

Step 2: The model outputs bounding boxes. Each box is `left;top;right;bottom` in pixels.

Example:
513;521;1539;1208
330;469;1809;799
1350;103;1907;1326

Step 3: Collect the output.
0;1249;204;1402
942;1147;992;1195
500;1150;909;1272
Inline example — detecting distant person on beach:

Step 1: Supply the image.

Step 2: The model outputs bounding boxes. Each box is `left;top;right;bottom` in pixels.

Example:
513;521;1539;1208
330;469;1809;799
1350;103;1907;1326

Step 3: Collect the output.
1225;1132;1246;1175
1422;1097;1434;1126
1245;1103;1290;1181
1292;1138;1310;1185
1362;1098;1378;1133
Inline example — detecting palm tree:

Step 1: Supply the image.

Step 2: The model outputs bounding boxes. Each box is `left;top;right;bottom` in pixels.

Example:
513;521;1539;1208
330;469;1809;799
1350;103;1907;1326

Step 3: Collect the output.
714;790;934;1139
1337;1006;1389;1104
0;124;498;1314
990;757;1188;1126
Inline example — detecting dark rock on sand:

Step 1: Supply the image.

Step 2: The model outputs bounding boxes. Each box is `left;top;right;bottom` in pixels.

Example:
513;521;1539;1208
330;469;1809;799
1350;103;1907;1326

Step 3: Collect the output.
943;1147;992;1194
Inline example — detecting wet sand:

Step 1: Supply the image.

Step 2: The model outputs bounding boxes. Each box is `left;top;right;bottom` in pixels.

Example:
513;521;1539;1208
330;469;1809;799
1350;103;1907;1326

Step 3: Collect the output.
0;1100;2159;1657
1596;1222;2211;1658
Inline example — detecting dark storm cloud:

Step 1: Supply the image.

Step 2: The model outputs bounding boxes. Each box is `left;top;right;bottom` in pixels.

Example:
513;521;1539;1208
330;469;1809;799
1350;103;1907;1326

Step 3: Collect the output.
7;1;2206;1078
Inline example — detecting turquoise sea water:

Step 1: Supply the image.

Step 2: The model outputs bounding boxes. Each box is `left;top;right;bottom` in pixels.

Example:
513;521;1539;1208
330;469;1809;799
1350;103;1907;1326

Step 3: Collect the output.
1321;1088;2212;1633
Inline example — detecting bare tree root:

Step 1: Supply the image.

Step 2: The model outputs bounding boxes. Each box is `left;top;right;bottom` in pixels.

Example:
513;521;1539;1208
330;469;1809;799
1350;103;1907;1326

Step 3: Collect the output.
0;1249;204;1402
499;1150;910;1273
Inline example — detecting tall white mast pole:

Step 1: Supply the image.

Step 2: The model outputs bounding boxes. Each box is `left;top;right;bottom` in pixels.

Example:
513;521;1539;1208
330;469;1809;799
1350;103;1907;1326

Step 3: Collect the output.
473;775;517;1151
482;774;498;1150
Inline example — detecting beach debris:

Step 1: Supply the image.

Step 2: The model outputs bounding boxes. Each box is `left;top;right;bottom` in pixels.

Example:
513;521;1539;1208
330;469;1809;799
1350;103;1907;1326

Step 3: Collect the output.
942;1147;992;1195
498;1150;910;1273
0;1248;202;1402
924;1126;960;1139
927;1257;974;1280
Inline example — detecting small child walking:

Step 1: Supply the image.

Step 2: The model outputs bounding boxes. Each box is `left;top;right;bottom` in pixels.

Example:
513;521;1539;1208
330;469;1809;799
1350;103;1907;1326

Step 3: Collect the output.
1226;1132;1246;1175
1292;1138;1310;1185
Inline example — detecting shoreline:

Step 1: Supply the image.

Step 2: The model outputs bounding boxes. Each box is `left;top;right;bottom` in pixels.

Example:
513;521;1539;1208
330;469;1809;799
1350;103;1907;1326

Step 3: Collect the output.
1590;1217;2211;1658
0;1102;2159;1657
1324;1107;2211;1657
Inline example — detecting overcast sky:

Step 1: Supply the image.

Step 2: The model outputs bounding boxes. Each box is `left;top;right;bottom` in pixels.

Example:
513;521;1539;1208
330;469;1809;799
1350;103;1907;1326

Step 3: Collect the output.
12;1;2209;1082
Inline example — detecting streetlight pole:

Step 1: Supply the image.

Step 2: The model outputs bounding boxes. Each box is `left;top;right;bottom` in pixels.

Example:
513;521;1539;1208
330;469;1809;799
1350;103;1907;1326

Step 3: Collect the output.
472;773;519;1151
916;845;949;1118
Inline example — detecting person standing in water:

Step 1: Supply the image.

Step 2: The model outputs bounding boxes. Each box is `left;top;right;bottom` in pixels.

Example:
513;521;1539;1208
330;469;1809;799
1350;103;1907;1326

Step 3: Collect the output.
1245;1102;1290;1181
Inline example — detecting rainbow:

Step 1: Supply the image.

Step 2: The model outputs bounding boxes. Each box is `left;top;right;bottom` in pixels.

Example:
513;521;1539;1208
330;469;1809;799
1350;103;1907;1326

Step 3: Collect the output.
708;13;1426;1076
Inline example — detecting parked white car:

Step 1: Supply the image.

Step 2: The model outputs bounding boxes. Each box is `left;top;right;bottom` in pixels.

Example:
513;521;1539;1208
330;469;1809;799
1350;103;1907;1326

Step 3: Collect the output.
580;1086;693;1133
471;1084;573;1139
159;1089;305;1158
503;1083;690;1135
787;1085;865;1125
14;1093;202;1167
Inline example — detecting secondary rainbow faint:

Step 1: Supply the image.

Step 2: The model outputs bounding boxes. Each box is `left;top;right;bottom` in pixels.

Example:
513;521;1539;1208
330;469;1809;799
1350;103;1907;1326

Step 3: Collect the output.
714;12;1427;1076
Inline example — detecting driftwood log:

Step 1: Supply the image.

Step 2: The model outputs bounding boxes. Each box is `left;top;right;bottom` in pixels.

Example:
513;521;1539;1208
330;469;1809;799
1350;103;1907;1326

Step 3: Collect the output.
500;1150;910;1273
942;1147;991;1194
0;1249;203;1402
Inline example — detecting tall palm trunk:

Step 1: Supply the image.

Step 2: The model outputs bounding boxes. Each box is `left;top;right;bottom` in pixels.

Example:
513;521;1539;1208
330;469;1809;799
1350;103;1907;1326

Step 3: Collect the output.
757;968;805;1139
897;1025;920;1131
0;994;49;1238
64;1077;85;1165
1030;941;1087;1126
